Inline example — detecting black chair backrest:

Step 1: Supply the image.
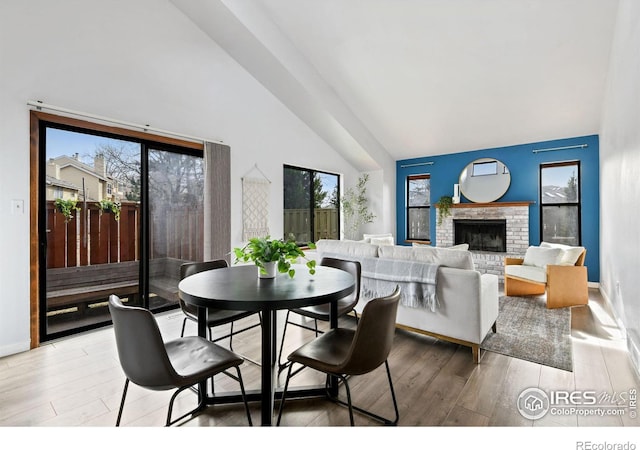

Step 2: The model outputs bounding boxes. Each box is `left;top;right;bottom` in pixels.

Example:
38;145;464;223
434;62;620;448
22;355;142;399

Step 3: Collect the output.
339;286;401;376
179;260;228;315
108;295;178;390
180;259;228;280
319;257;361;307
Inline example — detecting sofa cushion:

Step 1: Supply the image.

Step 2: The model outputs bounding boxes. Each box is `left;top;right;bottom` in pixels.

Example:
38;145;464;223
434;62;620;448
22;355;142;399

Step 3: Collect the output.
540;241;585;266
315;239;379;258
505;264;547;283
378;245;475;270
522;246;563;268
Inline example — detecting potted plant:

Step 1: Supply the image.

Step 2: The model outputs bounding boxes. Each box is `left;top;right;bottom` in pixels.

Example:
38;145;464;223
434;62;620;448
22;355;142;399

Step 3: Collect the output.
54;198;80;223
96;199;121;221
437;195;453;226
233;236;316;279
341;173;376;240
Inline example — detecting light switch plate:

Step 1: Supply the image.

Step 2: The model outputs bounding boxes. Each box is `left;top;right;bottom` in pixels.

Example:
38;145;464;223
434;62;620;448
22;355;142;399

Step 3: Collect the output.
11;199;24;214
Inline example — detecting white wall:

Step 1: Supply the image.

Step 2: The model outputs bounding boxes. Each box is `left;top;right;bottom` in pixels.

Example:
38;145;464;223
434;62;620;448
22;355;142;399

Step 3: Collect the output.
0;0;381;357
599;0;640;373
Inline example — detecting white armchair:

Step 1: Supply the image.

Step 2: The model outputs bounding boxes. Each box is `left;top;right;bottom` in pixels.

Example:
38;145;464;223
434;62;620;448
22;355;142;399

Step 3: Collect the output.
504;242;588;309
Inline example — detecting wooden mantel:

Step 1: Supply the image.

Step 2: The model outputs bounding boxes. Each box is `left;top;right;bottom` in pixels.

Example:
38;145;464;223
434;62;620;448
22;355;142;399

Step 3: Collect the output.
450;201;534;208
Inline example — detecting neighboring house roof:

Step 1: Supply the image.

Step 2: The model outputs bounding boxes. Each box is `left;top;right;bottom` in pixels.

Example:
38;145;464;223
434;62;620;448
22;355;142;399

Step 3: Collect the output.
46;175;80;190
52;156;109;182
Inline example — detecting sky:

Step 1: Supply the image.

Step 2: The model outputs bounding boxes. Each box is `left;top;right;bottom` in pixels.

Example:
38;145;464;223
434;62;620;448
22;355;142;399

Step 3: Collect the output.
46;127;139;162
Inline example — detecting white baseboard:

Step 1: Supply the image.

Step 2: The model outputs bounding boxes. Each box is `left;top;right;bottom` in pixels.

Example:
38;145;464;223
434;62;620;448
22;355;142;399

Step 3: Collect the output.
599;285;640;379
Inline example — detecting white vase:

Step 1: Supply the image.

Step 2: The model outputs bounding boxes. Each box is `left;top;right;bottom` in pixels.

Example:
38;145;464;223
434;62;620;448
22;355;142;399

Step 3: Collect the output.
258;261;277;279
453;184;461;204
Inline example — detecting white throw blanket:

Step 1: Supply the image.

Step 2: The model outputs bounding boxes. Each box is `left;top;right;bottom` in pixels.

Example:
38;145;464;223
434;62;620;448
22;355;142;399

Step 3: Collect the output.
321;252;439;312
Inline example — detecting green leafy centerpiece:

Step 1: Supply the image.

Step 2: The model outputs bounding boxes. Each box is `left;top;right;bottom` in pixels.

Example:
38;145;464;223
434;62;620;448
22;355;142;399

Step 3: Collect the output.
233;236;316;279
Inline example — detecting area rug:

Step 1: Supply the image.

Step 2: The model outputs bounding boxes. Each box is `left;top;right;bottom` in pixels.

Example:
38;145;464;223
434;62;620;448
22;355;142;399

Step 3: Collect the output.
480;295;573;372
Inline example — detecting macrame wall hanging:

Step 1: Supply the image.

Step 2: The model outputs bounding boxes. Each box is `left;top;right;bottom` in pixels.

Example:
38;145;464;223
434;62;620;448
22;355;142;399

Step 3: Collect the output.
242;164;271;241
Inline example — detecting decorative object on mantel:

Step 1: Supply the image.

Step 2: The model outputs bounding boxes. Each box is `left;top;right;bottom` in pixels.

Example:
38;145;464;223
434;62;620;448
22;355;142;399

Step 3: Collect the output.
241;164;271;241
341;173;376;240
437;195;453;226
459;157;511;203
233;236;316;279
452;183;461;204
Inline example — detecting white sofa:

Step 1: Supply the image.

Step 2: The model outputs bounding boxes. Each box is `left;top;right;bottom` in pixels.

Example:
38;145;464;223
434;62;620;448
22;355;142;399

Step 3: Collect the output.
314;239;499;363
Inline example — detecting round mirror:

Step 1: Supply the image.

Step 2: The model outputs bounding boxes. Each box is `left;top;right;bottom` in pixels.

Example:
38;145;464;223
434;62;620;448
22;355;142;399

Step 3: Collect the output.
459;158;510;203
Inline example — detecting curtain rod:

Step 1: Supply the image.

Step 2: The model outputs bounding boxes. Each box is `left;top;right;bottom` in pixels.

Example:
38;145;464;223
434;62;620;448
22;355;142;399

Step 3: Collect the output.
27;100;225;145
532;144;588;154
400;161;434;168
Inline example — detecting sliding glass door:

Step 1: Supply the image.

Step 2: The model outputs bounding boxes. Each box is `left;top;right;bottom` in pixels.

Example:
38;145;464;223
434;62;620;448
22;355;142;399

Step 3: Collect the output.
40;121;203;340
147;148;204;311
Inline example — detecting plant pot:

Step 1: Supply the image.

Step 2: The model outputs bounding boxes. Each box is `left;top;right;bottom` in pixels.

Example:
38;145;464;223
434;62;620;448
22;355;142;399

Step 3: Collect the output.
258;261;277;279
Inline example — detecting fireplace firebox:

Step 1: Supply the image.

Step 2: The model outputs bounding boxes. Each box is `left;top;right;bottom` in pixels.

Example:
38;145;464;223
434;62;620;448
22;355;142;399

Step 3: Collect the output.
454;219;507;252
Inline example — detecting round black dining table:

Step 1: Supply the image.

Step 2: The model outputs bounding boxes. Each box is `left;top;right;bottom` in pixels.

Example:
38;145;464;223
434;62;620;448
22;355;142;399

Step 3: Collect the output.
178;263;355;426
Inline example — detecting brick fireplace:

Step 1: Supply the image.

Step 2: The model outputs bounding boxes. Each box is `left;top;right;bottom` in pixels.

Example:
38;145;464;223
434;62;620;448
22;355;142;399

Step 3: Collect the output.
436;202;531;280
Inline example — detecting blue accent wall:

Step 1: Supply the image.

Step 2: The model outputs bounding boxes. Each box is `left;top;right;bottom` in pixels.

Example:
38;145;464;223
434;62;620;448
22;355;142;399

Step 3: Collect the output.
396;135;600;281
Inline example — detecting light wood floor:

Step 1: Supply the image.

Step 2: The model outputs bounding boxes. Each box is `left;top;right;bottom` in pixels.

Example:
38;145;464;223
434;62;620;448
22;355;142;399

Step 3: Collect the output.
1;288;638;433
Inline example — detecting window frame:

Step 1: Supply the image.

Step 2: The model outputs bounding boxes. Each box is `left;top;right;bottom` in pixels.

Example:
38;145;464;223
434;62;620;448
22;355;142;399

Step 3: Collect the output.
406;174;431;243
539;160;582;246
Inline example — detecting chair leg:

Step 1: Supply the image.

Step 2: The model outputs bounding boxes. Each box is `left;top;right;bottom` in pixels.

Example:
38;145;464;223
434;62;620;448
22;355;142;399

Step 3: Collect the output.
325;360;399;426
276;362;295;426
229;322;235;350
166;386;186;426
115;378;130;426
384;360;400;425
277;310;292;373
180;318;187;338
233;366;253;426
341;375;355;426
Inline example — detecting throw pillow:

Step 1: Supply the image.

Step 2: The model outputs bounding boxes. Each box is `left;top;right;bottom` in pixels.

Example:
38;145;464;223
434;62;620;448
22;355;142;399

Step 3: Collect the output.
363;233;394;244
540;241;585;266
522;246;563;268
370;236;394;246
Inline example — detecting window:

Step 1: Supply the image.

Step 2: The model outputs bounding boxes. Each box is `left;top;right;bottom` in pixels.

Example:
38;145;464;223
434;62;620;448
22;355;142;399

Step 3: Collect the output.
472;160;498;176
283;165;340;244
406;174;430;241
540;161;581;246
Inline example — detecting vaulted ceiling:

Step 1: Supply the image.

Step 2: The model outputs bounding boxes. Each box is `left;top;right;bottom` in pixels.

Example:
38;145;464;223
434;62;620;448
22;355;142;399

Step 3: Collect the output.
171;0;619;171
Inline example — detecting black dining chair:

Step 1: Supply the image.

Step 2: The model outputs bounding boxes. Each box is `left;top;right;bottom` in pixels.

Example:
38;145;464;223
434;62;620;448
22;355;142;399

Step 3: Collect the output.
179;260;262;350
276;257;361;373
108;295;252;426
276;286;401;426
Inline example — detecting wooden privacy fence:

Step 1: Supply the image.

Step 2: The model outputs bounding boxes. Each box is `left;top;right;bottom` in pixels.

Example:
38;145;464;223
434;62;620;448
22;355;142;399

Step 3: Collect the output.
46;201;204;269
284;208;339;243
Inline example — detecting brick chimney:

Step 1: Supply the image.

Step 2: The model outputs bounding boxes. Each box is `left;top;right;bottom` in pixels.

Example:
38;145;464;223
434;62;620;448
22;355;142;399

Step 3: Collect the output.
94;154;106;177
